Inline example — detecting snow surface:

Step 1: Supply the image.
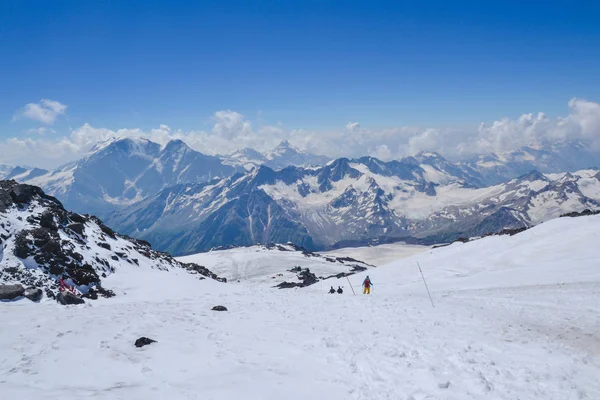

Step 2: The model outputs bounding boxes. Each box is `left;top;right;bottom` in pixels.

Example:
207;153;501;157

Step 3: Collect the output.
321;242;430;266
2;215;600;399
177;245;372;286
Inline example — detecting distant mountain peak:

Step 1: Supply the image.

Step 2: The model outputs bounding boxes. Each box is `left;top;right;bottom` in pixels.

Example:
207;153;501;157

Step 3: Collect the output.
163;139;191;152
517;170;549;182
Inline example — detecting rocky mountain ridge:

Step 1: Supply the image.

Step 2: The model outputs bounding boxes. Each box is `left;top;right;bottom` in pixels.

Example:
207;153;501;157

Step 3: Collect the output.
0;180;223;302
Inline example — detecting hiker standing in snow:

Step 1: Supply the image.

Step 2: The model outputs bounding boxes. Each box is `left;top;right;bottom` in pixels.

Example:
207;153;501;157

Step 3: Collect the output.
362;276;372;294
329;286;336;294
337;286;343;294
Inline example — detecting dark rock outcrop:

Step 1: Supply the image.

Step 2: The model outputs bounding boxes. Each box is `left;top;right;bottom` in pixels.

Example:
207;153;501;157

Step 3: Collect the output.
24;288;43;302
135;337;157;348
40;211;57;231
212;305;228;311
57;292;85;305
560;209;600;218
67;223;85;235
277;268;318;289
0;284;25;300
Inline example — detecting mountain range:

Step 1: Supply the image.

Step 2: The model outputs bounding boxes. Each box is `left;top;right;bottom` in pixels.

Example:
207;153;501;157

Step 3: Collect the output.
2;137;599;255
107;155;600;255
0;138;331;218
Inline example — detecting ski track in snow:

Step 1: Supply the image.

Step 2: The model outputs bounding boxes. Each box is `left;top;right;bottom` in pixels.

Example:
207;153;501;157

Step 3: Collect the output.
2;217;600;399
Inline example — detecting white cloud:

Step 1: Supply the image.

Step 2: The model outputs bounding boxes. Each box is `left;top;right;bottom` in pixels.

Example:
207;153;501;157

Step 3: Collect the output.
14;99;68;125
27;127;55;135
1;98;599;169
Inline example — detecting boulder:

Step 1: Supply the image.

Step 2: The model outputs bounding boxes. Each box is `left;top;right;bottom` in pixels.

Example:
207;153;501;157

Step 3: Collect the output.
67;223;85;235
10;184;39;204
212;305;228;311
56;291;85;305
24;288;43;302
13;231;32;259
135;337;157;348
40;211;57;231
0;284;25;300
0;190;14;212
70;213;86;224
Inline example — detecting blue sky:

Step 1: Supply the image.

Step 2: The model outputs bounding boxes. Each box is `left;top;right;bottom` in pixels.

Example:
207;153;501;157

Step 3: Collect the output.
1;1;600;166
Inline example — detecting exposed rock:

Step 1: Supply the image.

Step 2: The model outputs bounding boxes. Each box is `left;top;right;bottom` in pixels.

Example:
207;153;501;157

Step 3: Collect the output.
40;211;57;231
82;288;98;300
0;284;25;300
13;231;32;259
560;209;600;218
67;223;85;235
135;337;157;348
1;179;225;298
65;264;100;286
24;288;43;302
70;213;87;224
97;242;111;250
56;292;85;305
10;184;41;204
9;183;62;207
277;268;318;289
212;305;228;311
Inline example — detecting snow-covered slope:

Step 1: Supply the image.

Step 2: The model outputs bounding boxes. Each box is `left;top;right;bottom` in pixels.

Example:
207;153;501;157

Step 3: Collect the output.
0;163;15;179
177;244;372;286
0;180;222;299
2;208;599;399
16;137;242;218
320;242;429;266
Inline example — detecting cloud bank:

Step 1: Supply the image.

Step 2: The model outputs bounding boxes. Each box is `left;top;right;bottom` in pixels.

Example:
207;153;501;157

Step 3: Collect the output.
2;98;600;169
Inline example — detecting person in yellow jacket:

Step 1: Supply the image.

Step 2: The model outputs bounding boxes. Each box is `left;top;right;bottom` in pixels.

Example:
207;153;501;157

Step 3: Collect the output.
362;276;373;294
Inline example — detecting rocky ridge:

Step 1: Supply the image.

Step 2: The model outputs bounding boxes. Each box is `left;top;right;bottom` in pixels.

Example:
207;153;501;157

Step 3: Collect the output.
0;180;223;302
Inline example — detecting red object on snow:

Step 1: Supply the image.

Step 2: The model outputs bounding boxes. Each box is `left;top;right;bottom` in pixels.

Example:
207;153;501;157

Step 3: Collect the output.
59;278;75;294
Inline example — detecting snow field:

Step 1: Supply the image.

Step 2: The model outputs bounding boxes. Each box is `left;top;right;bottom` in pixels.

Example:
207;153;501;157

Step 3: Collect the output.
1;215;600;399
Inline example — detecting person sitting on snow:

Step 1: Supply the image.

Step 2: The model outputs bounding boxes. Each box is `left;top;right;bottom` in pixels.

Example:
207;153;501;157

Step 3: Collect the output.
329;286;336;294
362;276;373;294
337;286;343;294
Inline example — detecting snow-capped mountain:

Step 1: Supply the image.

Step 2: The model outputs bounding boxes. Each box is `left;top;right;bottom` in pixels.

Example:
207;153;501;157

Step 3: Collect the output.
0;180;223;300
221;147;267;170
108;146;600;256
3;166;49;181
461;140;599;185
16;137;243;218
0;164;14;179
222;140;331;171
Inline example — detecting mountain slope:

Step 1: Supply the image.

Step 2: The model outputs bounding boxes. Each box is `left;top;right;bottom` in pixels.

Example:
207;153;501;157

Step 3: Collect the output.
18;137;242;218
0;180;223;300
2;211;599;400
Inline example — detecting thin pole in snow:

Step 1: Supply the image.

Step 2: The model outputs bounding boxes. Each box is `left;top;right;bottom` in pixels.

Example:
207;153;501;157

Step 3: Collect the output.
346;276;356;295
417;261;434;308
